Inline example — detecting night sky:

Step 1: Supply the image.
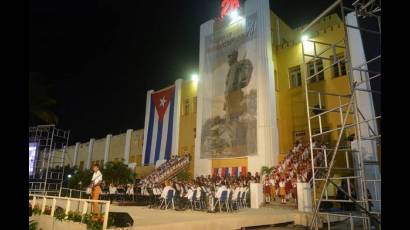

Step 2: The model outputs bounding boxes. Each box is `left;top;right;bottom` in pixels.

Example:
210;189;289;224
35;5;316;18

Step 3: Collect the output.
29;0;380;144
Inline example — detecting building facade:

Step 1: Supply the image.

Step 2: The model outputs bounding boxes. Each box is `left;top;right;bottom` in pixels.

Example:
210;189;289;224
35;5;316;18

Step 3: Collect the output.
64;0;354;179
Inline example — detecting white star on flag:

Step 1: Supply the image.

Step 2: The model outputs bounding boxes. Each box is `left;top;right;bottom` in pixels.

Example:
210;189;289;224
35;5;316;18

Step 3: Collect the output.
160;96;167;107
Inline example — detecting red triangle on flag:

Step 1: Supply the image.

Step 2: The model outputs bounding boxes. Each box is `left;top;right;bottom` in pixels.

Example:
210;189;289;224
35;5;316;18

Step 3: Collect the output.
151;86;175;122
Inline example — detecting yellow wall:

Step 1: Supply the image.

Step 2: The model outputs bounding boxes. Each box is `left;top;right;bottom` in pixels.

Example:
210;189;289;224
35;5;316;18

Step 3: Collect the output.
91;139;105;166
77;143;89;170
109;133;125;162
178;79;198;176
64;129;144;172
129;129;144;165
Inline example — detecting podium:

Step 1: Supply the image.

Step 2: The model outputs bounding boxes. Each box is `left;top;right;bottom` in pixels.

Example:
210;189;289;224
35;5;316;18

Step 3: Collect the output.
250;183;263;209
297;182;312;212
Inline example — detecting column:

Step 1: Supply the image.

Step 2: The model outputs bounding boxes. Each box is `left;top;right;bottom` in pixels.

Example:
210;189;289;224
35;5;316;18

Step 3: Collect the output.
171;79;182;156
247;0;279;173
73;142;80;167
346;12;380;213
104;134;112;165
194;19;213;177
123;129;133;165
142;90;154;165
86;138;95;169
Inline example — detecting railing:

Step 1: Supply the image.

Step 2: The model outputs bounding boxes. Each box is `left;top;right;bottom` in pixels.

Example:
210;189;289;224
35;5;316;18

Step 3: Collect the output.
142;157;190;184
29;182;61;191
59;187;90;199
156;158;190;184
29;193;110;230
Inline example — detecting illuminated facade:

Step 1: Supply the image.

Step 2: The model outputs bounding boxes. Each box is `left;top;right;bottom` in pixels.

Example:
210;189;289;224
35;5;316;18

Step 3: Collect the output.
65;0;353;179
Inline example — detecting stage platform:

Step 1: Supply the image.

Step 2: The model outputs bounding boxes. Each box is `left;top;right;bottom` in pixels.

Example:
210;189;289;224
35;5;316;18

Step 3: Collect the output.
109;205;300;230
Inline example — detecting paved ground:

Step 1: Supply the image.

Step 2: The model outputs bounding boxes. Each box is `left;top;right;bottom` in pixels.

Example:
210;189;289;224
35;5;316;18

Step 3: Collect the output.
109;205;298;230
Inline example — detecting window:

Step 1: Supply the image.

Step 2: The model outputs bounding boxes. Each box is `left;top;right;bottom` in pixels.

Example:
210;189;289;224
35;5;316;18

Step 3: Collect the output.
193;97;197;113
288;65;302;88
294;130;306;141
193;128;196;138
79;161;84;171
330;53;347;78
274;69;280;91
312;127;330;143
184;98;190;116
307;59;324;83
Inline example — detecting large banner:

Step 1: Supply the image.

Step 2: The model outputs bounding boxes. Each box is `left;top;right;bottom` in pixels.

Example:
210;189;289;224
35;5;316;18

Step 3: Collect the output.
200;13;258;158
142;86;177;165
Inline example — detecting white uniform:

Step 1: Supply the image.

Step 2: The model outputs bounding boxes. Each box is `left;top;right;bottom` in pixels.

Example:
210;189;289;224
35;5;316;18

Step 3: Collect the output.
161;186;175;199
215;185;227;199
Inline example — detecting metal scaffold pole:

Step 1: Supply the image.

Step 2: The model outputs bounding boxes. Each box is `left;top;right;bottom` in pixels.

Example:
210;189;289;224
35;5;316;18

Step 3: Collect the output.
29;125;71;196
300;0;381;229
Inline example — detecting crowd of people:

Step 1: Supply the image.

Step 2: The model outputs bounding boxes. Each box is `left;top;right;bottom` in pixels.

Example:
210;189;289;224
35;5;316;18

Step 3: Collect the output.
139;173;255;212
143;155;191;184
262;140;326;205
92;141;326;211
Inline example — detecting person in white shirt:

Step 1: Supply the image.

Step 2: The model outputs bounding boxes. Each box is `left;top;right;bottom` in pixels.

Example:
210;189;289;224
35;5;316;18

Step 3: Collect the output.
177;184;193;210
90;164;103;219
214;182;227;211
109;184;117;202
231;184;239;200
195;185;202;201
279;179;286;204
269;176;276;202
161;182;175;199
126;184;134;200
185;185;194;200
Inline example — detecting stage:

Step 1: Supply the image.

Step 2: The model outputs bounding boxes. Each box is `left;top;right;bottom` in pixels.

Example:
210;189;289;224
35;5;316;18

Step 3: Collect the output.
109;205;300;230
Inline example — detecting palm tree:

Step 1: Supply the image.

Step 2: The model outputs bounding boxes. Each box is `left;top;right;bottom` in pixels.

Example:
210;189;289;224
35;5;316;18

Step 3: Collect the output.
260;166;275;178
29;73;59;124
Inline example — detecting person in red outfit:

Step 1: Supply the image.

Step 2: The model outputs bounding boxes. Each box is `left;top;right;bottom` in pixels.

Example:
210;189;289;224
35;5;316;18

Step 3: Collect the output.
263;176;271;204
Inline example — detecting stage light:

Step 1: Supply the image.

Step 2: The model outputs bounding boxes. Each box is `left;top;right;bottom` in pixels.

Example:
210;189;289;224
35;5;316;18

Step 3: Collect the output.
229;10;239;20
301;35;309;42
191;74;199;84
67;174;72;178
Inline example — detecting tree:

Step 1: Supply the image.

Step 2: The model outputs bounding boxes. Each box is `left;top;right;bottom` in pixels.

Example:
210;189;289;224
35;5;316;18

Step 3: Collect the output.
175;170;191;182
102;160;136;185
29;73;59;125
260;166;275;178
68;169;92;190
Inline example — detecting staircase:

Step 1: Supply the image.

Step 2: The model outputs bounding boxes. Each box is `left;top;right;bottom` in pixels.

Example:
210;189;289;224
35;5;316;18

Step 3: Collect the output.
143;157;190;184
159;160;190;183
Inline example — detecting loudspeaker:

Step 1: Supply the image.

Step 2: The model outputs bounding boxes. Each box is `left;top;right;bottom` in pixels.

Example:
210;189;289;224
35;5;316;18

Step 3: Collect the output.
108;212;134;228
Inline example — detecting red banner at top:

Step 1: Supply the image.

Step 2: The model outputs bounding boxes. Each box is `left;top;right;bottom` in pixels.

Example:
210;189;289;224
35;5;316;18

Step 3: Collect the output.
221;0;240;19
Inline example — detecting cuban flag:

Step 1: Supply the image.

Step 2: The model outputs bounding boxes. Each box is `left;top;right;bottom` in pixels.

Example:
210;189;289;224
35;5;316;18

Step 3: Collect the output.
231;167;238;177
213;168;219;177
142;85;180;165
240;166;247;176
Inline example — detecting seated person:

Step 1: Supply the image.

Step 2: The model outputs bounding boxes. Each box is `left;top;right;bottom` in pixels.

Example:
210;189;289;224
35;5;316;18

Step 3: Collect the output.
160;181;175;208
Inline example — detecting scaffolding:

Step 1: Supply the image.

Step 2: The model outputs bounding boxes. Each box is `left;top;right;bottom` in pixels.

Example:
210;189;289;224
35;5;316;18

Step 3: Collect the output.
301;0;381;229
29;125;70;195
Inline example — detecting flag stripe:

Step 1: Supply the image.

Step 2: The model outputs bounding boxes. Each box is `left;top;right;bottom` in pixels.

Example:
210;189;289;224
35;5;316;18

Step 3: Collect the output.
150;111;159;164
154;120;163;163
144;99;155;165
164;93;175;160
159;107;170;162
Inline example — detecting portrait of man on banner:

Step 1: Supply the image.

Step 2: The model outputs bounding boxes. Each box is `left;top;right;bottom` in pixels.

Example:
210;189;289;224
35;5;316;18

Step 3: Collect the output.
200;12;258;159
